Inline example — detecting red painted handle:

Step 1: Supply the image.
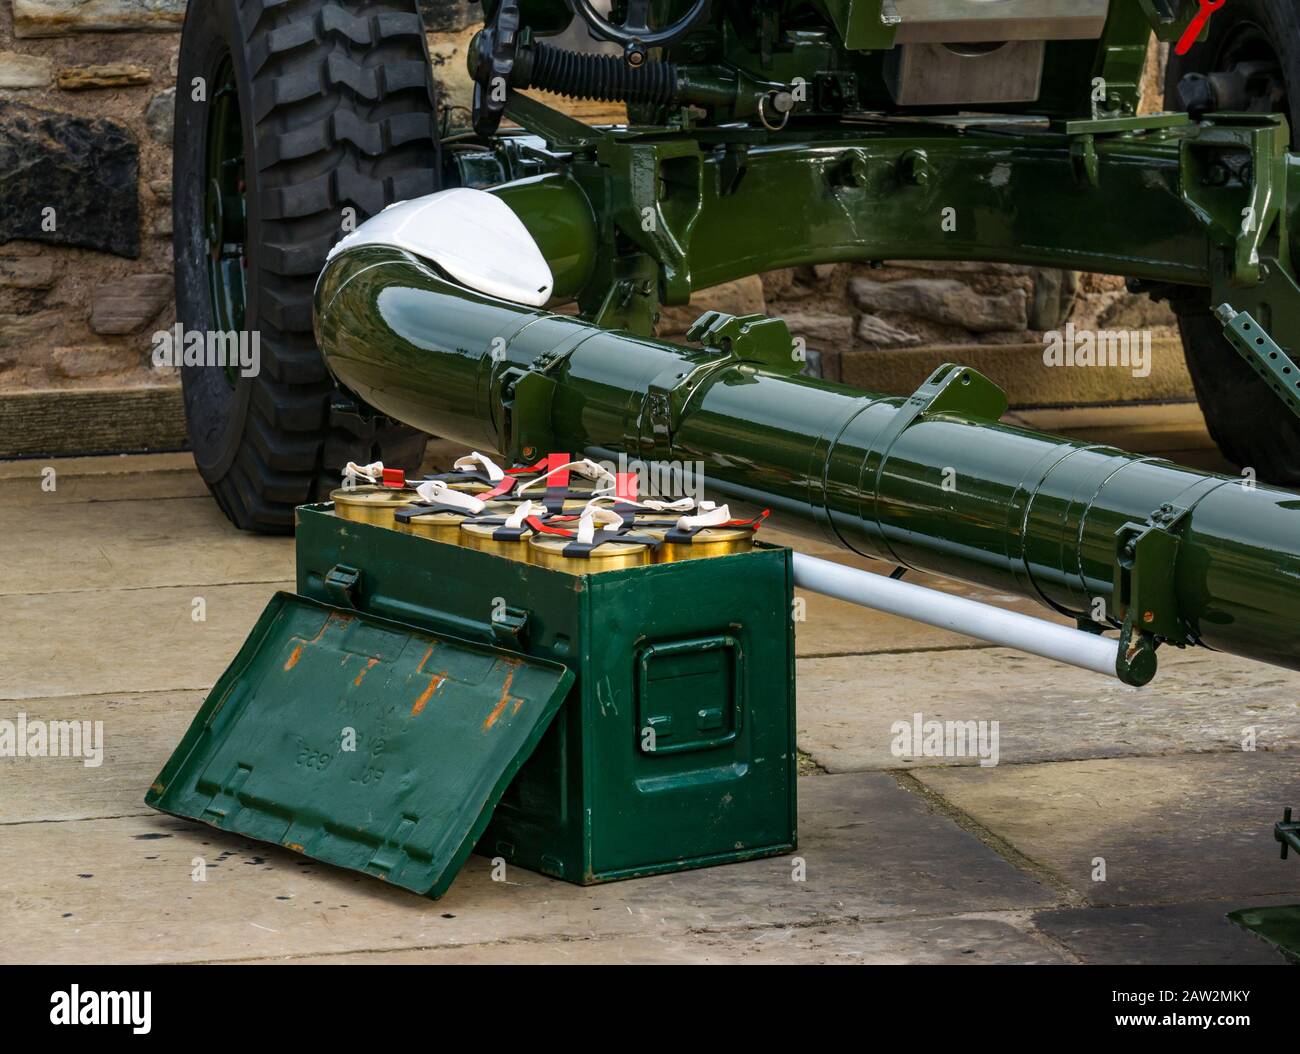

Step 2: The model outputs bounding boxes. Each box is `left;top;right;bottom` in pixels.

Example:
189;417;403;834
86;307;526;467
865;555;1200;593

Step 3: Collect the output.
1176;0;1227;57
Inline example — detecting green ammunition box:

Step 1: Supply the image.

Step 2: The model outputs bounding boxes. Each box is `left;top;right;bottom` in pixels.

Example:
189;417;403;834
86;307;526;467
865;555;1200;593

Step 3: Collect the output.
147;504;796;896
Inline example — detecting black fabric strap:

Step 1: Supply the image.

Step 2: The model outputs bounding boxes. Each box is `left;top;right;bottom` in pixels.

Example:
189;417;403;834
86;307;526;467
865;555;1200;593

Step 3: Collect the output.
424;470;495;486
560;530;664;557
665;525;706;544
394;502;471;524
461;515;531;542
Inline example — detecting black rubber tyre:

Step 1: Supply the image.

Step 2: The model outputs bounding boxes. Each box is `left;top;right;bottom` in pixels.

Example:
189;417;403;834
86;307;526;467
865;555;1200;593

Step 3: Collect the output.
174;0;440;532
1164;0;1300;486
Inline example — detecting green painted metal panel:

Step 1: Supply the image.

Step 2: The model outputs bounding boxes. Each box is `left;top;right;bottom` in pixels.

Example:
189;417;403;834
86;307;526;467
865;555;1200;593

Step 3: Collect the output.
145;592;574;898
581;562;795;877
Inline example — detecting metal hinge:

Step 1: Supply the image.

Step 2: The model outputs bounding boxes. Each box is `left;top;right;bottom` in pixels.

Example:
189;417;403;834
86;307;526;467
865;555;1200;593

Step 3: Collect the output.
324;564;361;609
1114;502;1194;646
490;605;530;648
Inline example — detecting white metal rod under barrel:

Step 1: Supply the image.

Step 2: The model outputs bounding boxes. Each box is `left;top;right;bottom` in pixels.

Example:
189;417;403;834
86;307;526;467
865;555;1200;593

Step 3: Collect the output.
791;553;1121;680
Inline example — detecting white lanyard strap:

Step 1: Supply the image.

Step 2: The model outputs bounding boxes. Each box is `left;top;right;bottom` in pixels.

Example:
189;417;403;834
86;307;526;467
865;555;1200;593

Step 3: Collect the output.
504;500;547;529
343;460;384;485
517;458;615;497
453;451;505;482
575;505;625;545
414;480;486;513
581;494;698;516
675;502;731;531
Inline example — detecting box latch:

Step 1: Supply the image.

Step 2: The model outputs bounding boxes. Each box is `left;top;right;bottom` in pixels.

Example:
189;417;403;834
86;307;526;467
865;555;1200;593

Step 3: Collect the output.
323;564;361;608
637;634;744;755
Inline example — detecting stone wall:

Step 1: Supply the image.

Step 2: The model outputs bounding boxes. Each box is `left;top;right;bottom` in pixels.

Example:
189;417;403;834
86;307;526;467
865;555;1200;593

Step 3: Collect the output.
0;2;1182;409
0;0;183;390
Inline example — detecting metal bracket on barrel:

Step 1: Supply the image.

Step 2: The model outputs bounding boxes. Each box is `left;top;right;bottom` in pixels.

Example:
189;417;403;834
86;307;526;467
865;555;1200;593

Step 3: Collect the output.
686;310;804;375
634;311;800;452
496;330;594;463
1112;502;1199;685
862;363;1009;572
590;255;662;335
880;363;1010;440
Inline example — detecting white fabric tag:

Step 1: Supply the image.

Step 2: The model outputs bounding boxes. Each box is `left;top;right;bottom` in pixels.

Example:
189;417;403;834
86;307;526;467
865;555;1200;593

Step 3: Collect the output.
343;461;384;485
504;500;547;529
576;506;625;545
519;459;616;497
414;480;486;513
675;502;732;531
453;451;505;482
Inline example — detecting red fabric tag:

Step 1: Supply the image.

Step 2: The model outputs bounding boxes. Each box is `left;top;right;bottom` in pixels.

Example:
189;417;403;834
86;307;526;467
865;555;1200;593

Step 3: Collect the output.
615;472;639;501
480;476;518;499
544;452;572;489
507;457;551;476
527;516;573;536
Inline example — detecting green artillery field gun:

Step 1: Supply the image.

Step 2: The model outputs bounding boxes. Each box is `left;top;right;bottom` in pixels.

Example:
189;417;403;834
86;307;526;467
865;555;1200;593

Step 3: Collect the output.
151;0;1300;897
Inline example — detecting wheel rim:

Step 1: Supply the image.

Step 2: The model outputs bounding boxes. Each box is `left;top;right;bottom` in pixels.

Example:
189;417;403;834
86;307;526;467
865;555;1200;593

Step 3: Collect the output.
204;55;249;385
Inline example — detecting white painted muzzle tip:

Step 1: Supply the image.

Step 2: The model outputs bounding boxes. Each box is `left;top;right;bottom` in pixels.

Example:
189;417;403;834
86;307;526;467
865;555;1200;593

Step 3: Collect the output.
326;187;554;307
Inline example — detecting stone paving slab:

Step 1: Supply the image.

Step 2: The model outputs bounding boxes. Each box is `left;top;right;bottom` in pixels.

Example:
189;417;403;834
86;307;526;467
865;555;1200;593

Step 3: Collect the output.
0;690;199;824
916;753;1300;907
0;452;207;506
1031;897;1291;965
798;648;1300;772
0;495;293;596
0;582;292;700
240;914;1067;965
0;772;1058;964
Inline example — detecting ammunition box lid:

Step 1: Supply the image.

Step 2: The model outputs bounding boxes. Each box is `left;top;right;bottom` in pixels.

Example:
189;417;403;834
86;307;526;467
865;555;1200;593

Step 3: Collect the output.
145;593;574;898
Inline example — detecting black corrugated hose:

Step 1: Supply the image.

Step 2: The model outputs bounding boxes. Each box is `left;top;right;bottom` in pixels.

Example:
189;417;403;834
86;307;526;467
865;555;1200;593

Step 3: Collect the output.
523;40;679;105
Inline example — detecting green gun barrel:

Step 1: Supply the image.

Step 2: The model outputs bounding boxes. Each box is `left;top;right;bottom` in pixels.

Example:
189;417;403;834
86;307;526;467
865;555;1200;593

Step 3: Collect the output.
315;244;1300;676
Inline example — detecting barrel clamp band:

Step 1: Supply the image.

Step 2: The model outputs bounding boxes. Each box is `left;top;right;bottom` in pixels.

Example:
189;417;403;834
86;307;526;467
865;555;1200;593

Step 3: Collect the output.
870;364;1010;494
497;329;596;463
862;363;1009;569
635;311;801;451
